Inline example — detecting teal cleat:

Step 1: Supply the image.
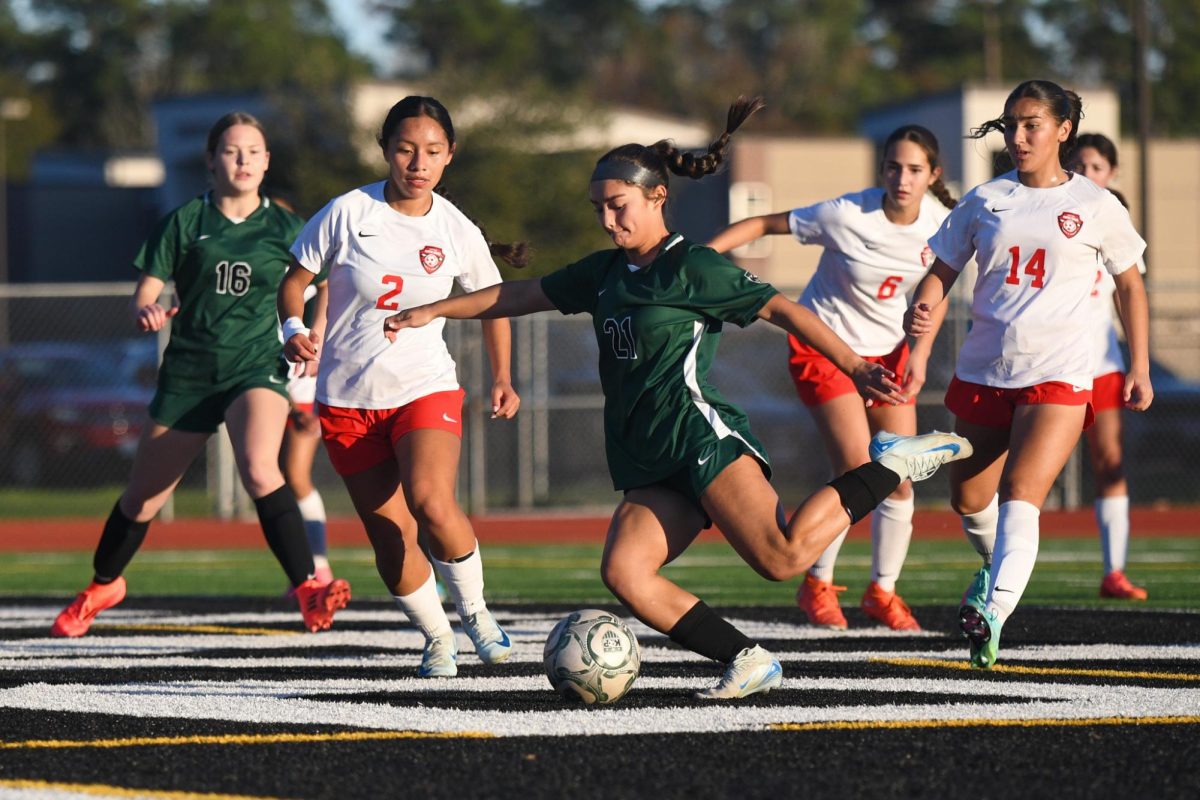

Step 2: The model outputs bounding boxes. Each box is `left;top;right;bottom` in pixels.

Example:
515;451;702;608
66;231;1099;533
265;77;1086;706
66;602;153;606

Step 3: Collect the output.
960;605;1002;669
461;609;513;665
695;645;783;700
869;430;973;483
418;632;458;678
958;565;990;626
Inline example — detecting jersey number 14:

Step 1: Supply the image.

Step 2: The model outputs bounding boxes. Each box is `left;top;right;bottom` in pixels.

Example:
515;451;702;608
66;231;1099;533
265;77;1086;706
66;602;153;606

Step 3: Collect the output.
1004;247;1047;289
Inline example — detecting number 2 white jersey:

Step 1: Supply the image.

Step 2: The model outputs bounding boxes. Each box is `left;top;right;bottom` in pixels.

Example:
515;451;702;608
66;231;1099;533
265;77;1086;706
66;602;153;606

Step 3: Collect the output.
290;183;502;409
791;188;948;355
930;171;1145;389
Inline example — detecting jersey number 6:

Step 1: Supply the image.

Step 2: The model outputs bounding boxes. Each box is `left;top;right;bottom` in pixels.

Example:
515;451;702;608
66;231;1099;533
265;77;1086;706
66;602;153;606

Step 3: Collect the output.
376;275;405;310
876;275;904;300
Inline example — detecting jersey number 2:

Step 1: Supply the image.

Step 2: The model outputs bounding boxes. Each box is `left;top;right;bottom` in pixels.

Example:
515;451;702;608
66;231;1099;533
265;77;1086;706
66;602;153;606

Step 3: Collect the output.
1005;247;1046;289
603;316;638;360
376;275;405;310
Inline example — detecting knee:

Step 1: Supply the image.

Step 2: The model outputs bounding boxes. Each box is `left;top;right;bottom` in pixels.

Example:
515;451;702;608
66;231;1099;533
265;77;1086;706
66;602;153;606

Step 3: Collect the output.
407;485;460;529
118;493;162;524
241;461;284;498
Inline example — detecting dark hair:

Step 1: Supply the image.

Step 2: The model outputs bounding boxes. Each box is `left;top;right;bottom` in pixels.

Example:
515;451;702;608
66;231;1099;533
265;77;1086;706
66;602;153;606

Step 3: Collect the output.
883;124;956;209
970;79;1084;167
206;111;268;155
592;95;766;193
1072;132;1119;169
377;95;529;268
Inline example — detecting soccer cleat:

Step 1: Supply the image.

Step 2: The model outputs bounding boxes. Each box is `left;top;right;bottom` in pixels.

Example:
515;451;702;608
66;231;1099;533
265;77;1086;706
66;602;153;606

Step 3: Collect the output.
959;565;991;627
418;632;459;678
861;581;921;631
961;605;1003;669
50;577;127;638
282;563;335;600
870;430;973;483
796;573;848;629
296;577;351;633
695;645;783;700
1100;570;1148;601
460;608;513;664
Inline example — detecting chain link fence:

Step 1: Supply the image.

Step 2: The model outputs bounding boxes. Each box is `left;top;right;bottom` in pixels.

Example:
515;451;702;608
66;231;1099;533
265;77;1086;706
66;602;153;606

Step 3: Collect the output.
1;282;1197;516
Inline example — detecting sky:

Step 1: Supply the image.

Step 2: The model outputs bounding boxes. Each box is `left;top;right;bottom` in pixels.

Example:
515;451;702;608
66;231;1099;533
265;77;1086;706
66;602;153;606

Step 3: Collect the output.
328;0;394;75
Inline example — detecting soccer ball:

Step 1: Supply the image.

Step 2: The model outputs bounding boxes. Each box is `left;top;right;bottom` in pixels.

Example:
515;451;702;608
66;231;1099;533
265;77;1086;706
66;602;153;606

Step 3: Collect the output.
543;608;640;705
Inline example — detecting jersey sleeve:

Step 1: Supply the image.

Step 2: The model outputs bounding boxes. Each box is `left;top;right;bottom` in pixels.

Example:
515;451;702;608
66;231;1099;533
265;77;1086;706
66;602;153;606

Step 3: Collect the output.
787;198;839;247
132;206;187;280
540;252;607;316
680;245;779;327
927;192;981;272
290;198;340;275
1095;193;1147;276
454;222;503;293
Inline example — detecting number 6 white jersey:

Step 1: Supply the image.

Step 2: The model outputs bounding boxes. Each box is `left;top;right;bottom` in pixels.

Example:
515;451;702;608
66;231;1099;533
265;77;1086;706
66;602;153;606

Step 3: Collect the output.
930;170;1145;389
790;188;948;356
290;183;502;409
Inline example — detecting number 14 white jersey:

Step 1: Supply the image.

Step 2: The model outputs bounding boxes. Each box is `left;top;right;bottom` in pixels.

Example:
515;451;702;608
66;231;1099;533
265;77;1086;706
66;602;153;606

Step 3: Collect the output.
930;171;1144;389
290;183;502;409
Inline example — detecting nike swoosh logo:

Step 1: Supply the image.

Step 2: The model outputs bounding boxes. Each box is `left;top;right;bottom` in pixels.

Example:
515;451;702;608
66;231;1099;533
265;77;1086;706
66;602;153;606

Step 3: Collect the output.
740;661;782;690
989;207;1012;213
697;451;715;465
864;241;882;250
442;412;458;423
268;375;284;384
597;288;607;296
197;234;211;241
358;231;376;237
1071;385;1085;392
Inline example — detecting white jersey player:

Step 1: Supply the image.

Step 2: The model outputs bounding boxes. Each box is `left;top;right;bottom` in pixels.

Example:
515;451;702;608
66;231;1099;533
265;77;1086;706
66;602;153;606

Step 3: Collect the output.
708;125;956;631
279;96;524;679
905;81;1152;669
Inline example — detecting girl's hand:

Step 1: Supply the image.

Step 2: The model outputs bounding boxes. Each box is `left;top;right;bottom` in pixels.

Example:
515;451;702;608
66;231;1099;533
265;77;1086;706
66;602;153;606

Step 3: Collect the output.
491;379;521;419
135;303;179;333
384;306;437;342
904;302;933;337
284;328;320;363
853;360;903;406
901;353;928;403
1124;370;1154;411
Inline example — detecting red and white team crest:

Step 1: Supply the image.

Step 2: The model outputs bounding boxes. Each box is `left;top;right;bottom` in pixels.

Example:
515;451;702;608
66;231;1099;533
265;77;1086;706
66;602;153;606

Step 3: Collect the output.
419;245;445;274
1057;211;1083;239
920;245;935;268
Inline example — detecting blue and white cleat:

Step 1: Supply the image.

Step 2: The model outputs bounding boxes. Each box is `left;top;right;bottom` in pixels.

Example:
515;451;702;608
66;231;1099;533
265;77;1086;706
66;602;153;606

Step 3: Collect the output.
418;632;459;678
959;565;990;626
870;430;973;483
695;645;783;700
461;609;513;665
960;605;1003;669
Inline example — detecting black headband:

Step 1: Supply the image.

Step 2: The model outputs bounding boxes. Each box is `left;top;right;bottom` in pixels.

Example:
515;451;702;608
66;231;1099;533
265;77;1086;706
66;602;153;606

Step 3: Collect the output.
590;159;665;188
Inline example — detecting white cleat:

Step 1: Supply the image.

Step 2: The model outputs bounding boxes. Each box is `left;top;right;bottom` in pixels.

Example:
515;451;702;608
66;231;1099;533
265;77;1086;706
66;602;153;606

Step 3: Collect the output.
417;632;458;678
870;430;973;483
461;608;513;665
695;645;783;701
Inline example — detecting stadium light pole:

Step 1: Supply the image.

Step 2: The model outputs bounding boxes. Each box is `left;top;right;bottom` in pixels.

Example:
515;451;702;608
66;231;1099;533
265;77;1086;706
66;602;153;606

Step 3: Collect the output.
0;97;31;348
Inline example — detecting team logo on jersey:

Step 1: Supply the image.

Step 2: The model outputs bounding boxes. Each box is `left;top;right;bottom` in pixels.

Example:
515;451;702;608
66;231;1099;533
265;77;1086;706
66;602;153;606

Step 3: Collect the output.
743;270;763;284
920;245;935;268
1057;211;1083;239
419;245;445;274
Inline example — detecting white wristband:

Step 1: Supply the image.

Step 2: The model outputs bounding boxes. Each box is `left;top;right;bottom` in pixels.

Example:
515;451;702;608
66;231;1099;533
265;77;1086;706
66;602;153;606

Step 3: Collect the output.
281;316;310;342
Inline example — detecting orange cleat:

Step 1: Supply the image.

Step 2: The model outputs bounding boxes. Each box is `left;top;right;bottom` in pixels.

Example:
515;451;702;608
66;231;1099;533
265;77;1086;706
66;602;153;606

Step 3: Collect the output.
796;573;848;629
296;577;351;632
51;577;127;638
861;581;921;631
1100;570;1148;601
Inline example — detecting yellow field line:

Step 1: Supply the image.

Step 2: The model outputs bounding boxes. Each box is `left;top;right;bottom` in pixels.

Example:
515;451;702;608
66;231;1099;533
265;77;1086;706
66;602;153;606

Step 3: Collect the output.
0;730;494;751
873;656;1200;682
105;624;299;636
0;778;282;799
771;716;1200;732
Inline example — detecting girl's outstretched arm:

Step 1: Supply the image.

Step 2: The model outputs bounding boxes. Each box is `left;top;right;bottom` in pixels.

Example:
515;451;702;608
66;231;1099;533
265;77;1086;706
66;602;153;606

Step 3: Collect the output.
384;278;555;341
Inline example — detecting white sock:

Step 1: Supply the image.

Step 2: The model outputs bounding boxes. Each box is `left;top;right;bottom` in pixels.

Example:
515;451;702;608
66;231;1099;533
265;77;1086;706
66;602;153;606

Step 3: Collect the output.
961;494;999;566
987;500;1041;625
870;495;915;592
393;567;452;641
296;490;328;558
1095;495;1130;574
807;527;848;583
431;540;488;617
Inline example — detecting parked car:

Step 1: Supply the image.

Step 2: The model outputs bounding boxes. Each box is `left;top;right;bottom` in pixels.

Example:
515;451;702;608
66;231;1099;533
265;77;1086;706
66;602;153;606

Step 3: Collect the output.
0;338;158;487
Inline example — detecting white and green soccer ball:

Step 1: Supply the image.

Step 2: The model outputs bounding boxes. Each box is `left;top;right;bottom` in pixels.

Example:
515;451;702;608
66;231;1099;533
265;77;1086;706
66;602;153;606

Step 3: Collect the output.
543;608;641;705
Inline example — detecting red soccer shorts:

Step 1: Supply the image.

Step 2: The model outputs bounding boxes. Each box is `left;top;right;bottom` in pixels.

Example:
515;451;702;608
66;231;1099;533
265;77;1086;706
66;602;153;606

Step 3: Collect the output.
787;337;913;407
1090;371;1126;413
318;388;466;476
945;375;1094;429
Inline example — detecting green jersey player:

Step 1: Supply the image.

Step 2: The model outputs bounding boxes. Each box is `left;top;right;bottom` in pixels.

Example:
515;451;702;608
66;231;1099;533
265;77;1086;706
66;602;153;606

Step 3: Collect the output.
52;112;350;639
385;96;972;700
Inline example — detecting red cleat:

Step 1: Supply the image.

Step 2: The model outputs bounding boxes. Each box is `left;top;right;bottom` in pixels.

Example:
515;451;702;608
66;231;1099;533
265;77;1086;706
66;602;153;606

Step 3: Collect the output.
1100;570;1148;601
51;577;127;638
296;577;351;632
796;573;848;630
861;581;921;631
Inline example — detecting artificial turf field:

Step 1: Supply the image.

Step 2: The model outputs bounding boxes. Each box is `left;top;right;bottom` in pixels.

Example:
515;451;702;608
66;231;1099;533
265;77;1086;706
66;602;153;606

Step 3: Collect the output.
0;536;1197;799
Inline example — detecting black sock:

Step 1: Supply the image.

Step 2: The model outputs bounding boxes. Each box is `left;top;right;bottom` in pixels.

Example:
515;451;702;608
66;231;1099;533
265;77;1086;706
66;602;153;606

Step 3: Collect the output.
668;600;754;663
828;462;902;525
92;501;150;583
254;486;315;588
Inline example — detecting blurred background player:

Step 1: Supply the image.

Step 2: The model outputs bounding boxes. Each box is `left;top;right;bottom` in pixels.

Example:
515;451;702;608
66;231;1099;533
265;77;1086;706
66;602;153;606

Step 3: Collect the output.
383;96;971;700
1069;133;1148;600
905;80;1151;668
51;112;350;638
708;124;956;631
279;96;523;678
